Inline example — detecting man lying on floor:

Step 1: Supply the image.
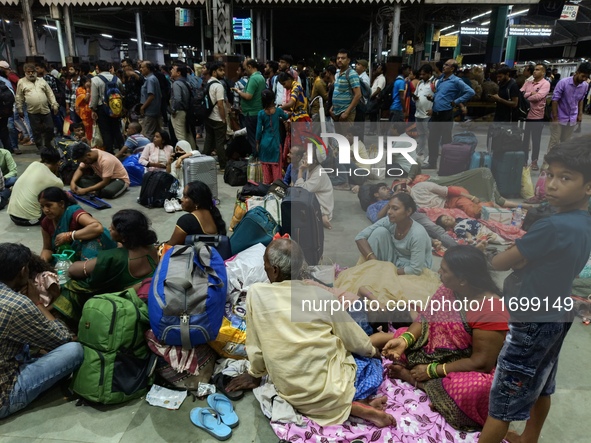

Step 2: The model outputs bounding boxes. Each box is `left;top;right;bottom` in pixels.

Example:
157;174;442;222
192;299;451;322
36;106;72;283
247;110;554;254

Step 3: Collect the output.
226;238;396;428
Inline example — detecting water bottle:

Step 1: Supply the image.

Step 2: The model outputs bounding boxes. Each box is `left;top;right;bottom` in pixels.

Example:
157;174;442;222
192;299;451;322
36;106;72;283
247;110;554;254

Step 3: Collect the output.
52;250;75;285
511;205;523;228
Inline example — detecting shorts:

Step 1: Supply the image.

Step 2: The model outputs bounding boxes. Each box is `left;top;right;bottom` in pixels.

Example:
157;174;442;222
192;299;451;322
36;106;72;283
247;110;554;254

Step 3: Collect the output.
488;319;573;422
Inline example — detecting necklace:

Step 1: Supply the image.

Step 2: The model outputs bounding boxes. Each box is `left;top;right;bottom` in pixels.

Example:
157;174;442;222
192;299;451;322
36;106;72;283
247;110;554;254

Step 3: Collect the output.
395;222;411;239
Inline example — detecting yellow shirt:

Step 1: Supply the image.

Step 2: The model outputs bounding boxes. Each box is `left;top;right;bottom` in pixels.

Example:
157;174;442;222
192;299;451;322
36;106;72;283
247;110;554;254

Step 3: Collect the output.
246;280;377;426
15;77;58;115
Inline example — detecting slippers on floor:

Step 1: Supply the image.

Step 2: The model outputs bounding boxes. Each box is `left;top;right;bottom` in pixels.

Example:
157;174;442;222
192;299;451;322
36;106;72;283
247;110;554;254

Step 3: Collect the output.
190;407;232;441
207;393;239;428
212;373;244;401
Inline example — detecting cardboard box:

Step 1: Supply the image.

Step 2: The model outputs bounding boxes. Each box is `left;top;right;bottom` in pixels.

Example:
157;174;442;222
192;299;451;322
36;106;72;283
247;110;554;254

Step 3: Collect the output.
481;207;513;225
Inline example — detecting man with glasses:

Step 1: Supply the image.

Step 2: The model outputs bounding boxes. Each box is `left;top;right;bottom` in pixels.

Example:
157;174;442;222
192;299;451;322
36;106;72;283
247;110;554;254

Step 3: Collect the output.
425;59;474;169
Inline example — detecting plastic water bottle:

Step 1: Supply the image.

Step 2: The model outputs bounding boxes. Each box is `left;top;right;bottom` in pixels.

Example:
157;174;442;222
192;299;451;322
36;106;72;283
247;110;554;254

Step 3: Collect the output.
52;250;75;285
511;205;523;228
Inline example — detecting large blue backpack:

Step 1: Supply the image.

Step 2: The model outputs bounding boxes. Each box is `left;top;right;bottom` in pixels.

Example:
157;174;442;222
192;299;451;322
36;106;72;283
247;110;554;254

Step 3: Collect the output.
148;243;227;349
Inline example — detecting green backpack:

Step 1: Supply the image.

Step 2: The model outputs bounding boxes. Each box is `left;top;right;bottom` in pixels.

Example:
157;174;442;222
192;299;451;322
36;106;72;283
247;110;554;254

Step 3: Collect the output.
71;289;154;404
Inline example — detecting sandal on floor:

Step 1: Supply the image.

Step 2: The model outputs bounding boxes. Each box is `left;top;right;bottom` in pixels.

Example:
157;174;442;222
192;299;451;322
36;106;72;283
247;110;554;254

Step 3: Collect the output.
207;393;239;428
190;407;232;441
212;373;244;401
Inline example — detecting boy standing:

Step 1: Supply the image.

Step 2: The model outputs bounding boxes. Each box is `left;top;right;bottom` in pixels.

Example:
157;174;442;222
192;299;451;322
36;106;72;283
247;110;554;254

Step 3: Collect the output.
479;137;591;443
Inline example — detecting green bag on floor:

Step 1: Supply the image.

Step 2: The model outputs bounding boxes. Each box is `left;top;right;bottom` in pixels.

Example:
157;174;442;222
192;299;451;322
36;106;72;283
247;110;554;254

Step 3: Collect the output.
71;289;154;404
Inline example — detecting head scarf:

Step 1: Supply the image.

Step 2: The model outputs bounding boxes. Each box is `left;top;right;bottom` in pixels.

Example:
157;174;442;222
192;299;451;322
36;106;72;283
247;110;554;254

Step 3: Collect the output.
175;140;192;154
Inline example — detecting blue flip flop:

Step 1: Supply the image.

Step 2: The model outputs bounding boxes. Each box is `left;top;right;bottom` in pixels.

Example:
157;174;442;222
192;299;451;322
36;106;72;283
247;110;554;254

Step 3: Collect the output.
190;407;232;441
207;393;239;428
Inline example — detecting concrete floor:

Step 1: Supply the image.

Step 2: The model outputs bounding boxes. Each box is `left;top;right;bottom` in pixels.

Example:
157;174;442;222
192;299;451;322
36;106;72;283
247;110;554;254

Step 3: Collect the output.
1;119;590;442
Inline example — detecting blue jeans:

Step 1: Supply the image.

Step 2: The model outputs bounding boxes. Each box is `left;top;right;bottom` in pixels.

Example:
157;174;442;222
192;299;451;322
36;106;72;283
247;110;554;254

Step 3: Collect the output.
0;342;83;419
4;177;17;188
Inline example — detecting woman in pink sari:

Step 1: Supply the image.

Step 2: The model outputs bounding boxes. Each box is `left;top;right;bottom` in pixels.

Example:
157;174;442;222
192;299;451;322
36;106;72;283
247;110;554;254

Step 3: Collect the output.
376;245;509;431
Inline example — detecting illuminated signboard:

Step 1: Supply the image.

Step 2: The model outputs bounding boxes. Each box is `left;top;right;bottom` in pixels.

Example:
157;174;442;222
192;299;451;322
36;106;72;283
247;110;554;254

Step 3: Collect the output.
175;8;194;27
461;26;489;35
560;5;579;21
233;18;252;41
508;25;553;37
440;35;459;47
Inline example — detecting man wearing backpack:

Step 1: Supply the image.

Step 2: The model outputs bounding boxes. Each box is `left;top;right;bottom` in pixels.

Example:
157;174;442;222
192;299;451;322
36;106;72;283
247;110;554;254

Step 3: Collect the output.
90;60;124;154
15;64;59;150
139;61;163;141
203;62;228;170
35;62;66;136
330;49;362;123
489;66;519;123
354;59;371;127
170;62;196;151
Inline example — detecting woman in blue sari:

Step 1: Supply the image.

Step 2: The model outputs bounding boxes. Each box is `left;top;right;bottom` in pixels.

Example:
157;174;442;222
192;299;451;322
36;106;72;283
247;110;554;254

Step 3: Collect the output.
38;187;116;263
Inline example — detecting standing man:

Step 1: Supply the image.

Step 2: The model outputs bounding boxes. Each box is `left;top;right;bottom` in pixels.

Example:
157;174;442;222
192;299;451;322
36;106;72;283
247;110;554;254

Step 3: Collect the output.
35;62;66;136
490;66;519;123
169;61;196;151
354;59;371;125
546;62;590;152
426;59;474;169
203;62;228;170
234;59;266;154
521;64;551;171
15;64;58;150
390;64;410;122
413;64;434;163
90;60;124;154
65;65;81;123
310;67;328;119
330;49;362;123
0;69;15;154
275;55;298;107
139;60;163;141
265;60;279;92
232;63;249;128
121;58;143;119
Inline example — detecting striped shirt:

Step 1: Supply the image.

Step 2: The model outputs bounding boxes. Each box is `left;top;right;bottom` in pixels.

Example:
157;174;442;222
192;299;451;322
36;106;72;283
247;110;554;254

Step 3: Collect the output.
332;67;360;115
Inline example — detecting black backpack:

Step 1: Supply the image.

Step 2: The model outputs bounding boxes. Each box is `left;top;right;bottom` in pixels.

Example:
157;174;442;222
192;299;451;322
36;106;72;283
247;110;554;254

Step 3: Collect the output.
189;79;219;125
0;82;15;118
516;89;531;121
378;82;394;110
138;171;179;208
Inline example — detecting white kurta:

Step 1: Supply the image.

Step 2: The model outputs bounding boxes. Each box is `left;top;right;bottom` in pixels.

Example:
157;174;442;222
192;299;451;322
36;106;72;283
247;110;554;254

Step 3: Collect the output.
246;280;377;426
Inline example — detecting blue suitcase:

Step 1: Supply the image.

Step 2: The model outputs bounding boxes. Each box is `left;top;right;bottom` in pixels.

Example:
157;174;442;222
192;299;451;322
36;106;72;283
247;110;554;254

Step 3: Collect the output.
469;151;492;170
229;206;279;255
492;151;525;198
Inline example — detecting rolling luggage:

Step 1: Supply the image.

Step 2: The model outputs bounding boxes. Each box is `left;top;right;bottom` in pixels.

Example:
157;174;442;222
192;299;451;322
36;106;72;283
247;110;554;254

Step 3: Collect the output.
488;124;524;153
438;143;473;176
492;151;525;198
229;206;279;255
469;151;492;170
280;187;324;265
452;131;478;150
182;155;218;198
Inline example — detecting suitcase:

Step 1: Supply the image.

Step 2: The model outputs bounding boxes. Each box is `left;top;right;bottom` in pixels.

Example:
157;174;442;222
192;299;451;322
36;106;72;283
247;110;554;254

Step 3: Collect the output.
452;131;478;150
280;187;324;265
438;143;473;176
469;151;492;170
229;206;279;256
183;155;218;198
488;124;524;153
492;151;525;198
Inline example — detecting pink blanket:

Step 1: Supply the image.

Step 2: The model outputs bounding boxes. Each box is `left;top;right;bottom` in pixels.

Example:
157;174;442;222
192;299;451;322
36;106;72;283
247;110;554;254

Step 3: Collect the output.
420;208;525;242
270;359;495;443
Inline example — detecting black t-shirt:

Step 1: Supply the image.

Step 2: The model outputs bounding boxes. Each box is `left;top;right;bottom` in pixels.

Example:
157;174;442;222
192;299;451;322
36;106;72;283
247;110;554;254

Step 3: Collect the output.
494;79;520;122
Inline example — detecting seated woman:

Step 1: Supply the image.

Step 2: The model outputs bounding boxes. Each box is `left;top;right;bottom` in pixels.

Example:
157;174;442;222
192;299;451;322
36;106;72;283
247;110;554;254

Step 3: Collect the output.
52;209;158;329
374;245;509;430
436;215;504;245
167;181;227;246
39;187;116;263
138;130;174;172
355;192;432;276
410;181;487;219
167;140;199;196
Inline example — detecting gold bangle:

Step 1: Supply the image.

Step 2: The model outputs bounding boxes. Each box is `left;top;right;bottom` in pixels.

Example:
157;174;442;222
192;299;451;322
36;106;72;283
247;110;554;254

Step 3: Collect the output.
442;363;448;377
366;251;375;260
83;260;89;278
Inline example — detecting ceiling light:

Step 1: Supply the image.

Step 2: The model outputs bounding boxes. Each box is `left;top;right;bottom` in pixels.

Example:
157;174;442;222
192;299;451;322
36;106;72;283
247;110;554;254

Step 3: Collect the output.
444;30;460;36
482;21;490;26
508;10;528;18
130;38;137;42
43;25;57;30
158;43;163;47
145;42;152;45
440;25;454;32
101;33;113;39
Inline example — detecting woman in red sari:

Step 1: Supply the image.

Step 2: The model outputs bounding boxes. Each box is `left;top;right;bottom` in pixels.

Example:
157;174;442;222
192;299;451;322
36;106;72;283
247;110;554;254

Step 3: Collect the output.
374;245;509;430
74;76;93;141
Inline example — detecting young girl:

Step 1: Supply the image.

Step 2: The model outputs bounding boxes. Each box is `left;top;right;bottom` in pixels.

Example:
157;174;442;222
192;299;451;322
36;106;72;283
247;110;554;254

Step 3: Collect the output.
138;130;174;172
256;89;289;184
75;76;93;142
436;214;503;244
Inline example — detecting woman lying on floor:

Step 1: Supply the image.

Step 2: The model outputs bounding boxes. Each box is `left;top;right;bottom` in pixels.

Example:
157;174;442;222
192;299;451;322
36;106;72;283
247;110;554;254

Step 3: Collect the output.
372;245;509;431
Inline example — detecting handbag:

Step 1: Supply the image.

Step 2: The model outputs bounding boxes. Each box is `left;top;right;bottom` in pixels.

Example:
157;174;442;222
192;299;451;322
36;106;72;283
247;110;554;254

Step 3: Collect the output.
521;166;534;199
247;156;263;183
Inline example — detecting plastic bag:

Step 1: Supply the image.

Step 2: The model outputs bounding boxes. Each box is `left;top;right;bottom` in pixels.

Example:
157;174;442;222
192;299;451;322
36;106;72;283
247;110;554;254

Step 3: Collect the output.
121;152;145;186
224;243;268;299
247;156;263;183
521;166;534;199
91;122;103;148
534;170;547;200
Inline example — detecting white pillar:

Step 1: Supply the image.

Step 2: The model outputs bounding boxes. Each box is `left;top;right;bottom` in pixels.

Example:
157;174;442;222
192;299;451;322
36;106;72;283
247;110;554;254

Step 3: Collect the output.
55;20;67;67
135;12;144;60
250;10;255;58
21;0;38;56
62;6;76;58
391;5;401;56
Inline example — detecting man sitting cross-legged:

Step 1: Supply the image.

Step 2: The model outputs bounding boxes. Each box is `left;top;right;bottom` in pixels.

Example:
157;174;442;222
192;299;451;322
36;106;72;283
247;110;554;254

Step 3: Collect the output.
70;142;130;199
226;238;396;428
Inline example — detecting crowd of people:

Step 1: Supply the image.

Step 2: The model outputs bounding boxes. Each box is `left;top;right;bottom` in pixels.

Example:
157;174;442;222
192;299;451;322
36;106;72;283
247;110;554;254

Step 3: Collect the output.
0;50;590;443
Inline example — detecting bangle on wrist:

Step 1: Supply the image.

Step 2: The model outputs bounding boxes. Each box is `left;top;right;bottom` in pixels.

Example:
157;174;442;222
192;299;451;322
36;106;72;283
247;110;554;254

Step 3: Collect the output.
71;230;76;241
400;331;416;349
83;260;89;278
442;363;448;377
366;251;375;260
